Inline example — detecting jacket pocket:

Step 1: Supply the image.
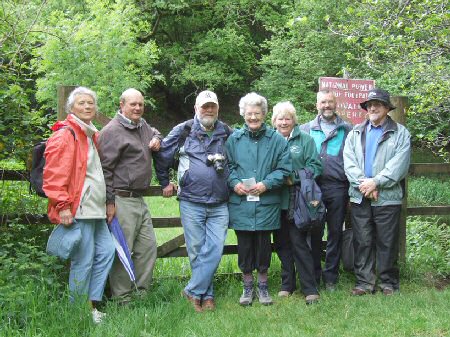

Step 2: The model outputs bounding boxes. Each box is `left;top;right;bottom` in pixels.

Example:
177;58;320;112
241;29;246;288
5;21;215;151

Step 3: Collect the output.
382;185;403;202
179;170;189;187
229;193;243;204
260;192;281;205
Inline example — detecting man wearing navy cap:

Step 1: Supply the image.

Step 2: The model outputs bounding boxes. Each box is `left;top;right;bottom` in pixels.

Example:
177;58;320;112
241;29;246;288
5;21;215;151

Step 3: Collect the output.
343;88;411;296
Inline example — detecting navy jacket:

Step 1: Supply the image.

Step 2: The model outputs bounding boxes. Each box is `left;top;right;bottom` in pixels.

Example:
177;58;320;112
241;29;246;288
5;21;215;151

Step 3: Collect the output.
155;117;230;204
300;115;352;193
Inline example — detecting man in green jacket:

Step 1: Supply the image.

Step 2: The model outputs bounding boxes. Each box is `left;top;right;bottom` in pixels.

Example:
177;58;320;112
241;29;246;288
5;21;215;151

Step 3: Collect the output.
343;88;411;296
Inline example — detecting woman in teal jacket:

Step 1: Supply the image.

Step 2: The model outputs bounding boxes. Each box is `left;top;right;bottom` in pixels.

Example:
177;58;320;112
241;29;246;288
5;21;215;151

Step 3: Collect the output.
271;101;322;305
226;92;291;306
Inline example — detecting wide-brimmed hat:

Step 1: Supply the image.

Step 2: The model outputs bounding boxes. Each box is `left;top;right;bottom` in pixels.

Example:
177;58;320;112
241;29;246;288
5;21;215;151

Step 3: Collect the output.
46;222;82;260
195;90;219;107
360;88;396;111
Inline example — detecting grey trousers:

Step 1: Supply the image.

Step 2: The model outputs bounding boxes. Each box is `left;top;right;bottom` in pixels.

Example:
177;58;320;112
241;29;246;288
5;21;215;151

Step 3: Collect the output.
109;196;157;300
351;199;401;291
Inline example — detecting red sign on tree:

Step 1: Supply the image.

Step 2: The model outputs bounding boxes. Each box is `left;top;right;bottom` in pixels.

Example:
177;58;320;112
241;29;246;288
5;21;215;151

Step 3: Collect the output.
319;77;375;125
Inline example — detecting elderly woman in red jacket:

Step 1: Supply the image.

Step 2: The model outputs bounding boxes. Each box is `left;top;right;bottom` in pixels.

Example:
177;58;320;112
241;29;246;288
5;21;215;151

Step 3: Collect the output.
43;87;115;324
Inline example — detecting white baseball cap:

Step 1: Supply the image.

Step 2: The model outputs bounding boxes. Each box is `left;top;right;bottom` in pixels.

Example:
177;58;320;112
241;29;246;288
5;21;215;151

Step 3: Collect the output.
195;90;219;107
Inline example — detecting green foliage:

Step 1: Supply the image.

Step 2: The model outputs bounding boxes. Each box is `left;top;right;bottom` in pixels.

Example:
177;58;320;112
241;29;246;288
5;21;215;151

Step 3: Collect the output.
255;0;353;120
330;0;450;160
408;175;450;207
407;218;449;277
169;27;257;92
140;0;293;116
0;181;47;215
0;1;48;163
33;0;161;117
0;224;67;330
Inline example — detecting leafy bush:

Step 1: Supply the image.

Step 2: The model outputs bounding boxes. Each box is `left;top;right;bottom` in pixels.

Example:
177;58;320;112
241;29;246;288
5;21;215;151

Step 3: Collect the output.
407;218;449;278
0;181;47;215
408;175;450;207
0;224;67;329
33;0;161;117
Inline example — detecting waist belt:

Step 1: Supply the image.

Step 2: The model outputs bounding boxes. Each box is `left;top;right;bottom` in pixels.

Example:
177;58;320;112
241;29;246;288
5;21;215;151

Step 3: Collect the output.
115;189;143;198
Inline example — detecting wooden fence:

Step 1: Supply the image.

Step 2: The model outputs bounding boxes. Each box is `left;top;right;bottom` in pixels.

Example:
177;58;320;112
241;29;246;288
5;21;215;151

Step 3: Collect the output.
1;163;449;260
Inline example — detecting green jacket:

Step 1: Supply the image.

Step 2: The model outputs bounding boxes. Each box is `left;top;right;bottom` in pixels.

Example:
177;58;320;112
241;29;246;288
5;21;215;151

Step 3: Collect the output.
343;116;411;205
280;125;323;210
225;123;292;231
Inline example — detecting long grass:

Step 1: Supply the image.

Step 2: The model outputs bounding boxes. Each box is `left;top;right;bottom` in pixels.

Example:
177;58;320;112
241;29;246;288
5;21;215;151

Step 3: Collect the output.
0;162;449;336
1;267;449;337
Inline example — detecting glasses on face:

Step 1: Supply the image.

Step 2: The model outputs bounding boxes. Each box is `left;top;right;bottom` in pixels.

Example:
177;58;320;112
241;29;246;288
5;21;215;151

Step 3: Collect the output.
366;101;385;109
244;111;262;118
76;101;95;106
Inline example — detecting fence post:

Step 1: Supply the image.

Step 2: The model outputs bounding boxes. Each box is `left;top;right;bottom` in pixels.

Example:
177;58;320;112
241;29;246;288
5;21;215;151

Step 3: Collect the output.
57;85;77;121
390;96;409;262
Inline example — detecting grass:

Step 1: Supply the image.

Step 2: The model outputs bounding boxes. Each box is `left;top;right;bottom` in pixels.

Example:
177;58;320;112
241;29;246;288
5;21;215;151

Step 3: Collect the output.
0;158;449;336
1;267;449;337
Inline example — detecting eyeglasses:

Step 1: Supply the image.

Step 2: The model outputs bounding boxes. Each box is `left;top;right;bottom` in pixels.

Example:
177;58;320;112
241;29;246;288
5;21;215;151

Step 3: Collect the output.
366;101;385;109
244;111;263;118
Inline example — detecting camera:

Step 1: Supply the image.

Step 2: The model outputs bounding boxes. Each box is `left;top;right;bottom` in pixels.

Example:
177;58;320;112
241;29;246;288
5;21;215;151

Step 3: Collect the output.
206;153;226;174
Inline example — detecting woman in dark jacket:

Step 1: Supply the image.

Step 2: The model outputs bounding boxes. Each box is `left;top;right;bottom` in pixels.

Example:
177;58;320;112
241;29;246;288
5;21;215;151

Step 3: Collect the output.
271;101;322;304
226;92;291;306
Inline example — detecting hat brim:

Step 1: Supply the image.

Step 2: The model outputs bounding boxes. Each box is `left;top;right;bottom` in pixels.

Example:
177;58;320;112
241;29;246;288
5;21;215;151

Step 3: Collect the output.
196;100;219;107
360;99;396;111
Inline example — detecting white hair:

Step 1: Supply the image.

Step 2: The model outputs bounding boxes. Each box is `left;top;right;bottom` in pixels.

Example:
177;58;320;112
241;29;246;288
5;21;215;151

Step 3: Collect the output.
239;92;268;116
271;101;298;125
66;86;98;113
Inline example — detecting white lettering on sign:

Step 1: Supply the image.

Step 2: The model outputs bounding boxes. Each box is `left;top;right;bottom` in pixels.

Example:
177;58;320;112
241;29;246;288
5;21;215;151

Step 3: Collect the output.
319;77;375;125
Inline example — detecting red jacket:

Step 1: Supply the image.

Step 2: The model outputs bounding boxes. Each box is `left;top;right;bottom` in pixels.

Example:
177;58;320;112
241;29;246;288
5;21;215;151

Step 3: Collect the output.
43;114;99;224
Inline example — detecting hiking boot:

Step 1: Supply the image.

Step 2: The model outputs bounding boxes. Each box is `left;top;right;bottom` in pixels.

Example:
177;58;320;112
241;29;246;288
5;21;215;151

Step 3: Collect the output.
256;282;273;305
239;284;254;306
351;287;373;296
202;298;216;311
92;308;106;324
181;290;203;312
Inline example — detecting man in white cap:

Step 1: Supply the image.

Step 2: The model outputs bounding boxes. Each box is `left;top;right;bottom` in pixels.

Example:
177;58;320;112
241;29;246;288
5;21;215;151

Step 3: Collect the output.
343;88;410;296
155;90;232;312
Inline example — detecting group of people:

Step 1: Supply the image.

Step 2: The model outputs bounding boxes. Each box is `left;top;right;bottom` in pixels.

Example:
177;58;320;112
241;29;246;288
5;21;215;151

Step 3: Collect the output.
42;85;410;321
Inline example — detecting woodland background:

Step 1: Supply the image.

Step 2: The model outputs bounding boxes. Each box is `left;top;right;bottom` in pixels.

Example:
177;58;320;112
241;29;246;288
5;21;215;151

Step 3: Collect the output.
1;0;449;166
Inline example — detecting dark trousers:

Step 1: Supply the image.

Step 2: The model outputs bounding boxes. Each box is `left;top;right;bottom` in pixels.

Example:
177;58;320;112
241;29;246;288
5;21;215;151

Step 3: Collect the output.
273;213;296;292
351;199;401;291
311;190;349;285
235;230;272;274
273;211;318;296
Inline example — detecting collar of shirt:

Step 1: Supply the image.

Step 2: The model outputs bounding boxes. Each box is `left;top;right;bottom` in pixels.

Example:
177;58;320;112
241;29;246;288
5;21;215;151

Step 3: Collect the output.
118;111;142;127
286;128;294;141
71;113;98;137
319;115;338;125
368;118;388;131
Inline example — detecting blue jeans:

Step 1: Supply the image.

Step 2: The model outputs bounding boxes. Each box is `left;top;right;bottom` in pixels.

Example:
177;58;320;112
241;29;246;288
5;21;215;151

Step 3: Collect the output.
69;218;115;302
180;200;228;300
